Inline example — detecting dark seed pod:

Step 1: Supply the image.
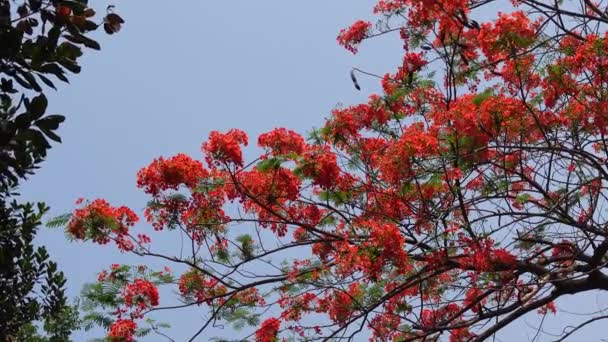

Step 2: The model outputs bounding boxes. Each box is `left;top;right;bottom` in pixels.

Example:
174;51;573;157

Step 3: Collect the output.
350;69;361;91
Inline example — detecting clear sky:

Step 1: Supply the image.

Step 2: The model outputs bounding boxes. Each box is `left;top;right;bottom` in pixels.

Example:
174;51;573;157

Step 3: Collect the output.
18;1;608;341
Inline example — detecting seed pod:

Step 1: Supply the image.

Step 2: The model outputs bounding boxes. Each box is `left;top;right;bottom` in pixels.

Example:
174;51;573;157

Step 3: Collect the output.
350;69;361;91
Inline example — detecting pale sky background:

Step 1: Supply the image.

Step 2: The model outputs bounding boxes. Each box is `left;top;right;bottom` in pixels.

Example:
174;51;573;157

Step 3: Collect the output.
17;1;608;341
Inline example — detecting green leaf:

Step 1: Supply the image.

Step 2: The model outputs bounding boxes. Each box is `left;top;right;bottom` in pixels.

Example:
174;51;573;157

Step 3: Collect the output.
28;94;47;119
13;73;33;90
46;213;72;228
58;59;81;74
35;115;65;131
256;157;282;172
18;69;42;92
39;63;69;83
37;74;56;89
515;193;532;205
56;41;83;60
473;88;494;106
236;234;254;260
64;33;100;50
14;112;33;129
39;128;62;142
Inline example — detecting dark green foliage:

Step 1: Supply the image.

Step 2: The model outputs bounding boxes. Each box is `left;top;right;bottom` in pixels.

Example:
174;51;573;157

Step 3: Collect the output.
0;199;76;341
0;0;123;190
0;1;124;340
12;303;80;342
0;93;65;191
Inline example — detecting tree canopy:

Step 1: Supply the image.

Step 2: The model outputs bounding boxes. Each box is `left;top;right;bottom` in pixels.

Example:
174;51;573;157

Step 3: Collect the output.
62;0;608;341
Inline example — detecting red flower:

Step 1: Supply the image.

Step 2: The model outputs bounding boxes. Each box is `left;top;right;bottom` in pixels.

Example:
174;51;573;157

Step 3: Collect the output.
537;301;557;315
369;313;401;340
255;317;281;342
459;238;517;271
137;153;207;196
300;146;341;189
108;319;137;342
450;327;474;342
321;283;362;323
402;52;428;73
178;270;227;305
337;20;372;53
233;167;302;236
67;199;138;248
97;270;108;282
373;0;408;14
258;128;306;157
202;129;249;167
477;11;538;63
56;4;72;17
420;303;461;329
123;278;160;310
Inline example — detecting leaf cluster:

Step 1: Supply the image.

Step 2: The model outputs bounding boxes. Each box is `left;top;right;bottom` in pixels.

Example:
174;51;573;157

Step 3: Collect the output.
0;199;73;341
0;1;125;340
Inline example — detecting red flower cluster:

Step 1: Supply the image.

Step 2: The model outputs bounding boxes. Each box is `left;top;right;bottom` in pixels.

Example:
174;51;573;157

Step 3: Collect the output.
235;167;302;236
401;52;427;74
202;129;248;167
67;199;138;250
373;0;408;14
258;127;306;157
537;301;557;315
318;283;362;323
108;319;137;342
477;11;539;62
300;146;341;189
337;20;372;53
123;278;160;311
255;317;281;342
450;327;475;342
368;313;401;340
459;238;517;271
137;153;207;196
420;303;461;329
278;291;318;322
178;270;227;305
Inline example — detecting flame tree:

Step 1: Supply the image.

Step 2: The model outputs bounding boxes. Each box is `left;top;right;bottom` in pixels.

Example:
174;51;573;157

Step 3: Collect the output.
65;0;608;341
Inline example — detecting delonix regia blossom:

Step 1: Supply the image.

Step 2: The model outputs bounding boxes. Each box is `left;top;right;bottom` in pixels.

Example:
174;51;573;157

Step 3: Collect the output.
60;0;608;341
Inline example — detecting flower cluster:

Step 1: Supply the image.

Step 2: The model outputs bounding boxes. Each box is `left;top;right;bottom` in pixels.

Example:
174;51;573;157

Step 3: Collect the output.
459;238;517;271
178;270;227;305
107;319;137;342
477;11;539;62
420;303;461;329
337;20;372;53
255;317;281;342
300;146;342;189
67;199;138;250
123;278;160;311
258;127;306;157
136;153;207;196
202;129;249;167
318;283;362;323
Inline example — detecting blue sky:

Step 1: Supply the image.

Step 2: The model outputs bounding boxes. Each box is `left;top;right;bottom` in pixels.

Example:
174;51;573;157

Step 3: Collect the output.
18;1;608;341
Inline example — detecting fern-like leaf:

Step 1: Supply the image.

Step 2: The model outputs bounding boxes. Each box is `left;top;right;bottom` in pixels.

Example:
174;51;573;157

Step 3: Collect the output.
46;213;72;228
